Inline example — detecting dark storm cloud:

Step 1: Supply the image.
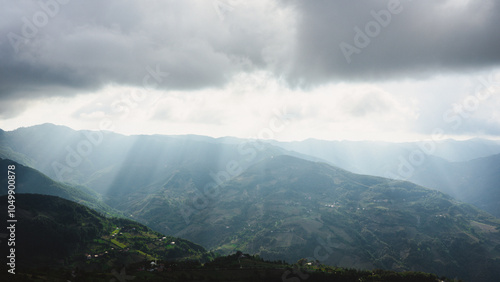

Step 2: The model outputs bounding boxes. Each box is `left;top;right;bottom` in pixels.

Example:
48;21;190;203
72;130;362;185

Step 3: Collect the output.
1;0;500;118
0;0;286;117
284;0;500;85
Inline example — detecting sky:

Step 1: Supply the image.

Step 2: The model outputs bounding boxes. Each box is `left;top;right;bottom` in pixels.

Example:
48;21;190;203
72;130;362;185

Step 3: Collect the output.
1;0;500;141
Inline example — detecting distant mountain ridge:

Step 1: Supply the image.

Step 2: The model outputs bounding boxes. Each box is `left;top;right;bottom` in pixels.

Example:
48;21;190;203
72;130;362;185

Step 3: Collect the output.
268;138;500;216
270;138;500;163
0;123;315;194
412;153;500;216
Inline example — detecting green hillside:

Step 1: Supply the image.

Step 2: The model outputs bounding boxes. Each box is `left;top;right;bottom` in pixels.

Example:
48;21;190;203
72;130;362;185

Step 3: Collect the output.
119;252;448;282
271;138;500;217
0;194;209;279
0;194;452;282
174;155;500;281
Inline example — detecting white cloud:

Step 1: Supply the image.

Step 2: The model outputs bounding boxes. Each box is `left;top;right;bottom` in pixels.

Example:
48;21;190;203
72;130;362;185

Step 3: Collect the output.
3;69;500;141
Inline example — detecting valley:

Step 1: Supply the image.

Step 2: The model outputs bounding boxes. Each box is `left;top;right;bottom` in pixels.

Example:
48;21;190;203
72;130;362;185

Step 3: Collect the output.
2;124;500;281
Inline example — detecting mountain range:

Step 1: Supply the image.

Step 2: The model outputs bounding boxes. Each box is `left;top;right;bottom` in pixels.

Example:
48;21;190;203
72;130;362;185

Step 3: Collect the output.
268;138;500;217
2;124;500;281
0;180;446;281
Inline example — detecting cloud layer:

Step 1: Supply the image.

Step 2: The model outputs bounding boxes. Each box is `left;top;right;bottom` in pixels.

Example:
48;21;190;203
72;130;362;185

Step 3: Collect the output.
0;0;294;114
286;0;500;84
1;0;500;139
